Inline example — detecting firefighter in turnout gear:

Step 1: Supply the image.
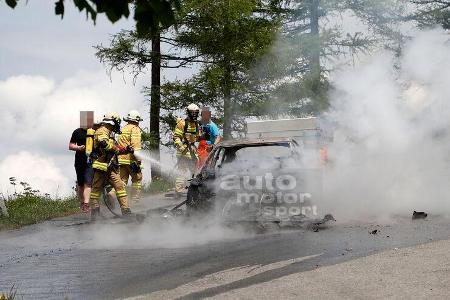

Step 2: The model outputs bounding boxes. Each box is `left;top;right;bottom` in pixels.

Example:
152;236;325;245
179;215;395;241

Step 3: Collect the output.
173;103;200;195
89;113;133;220
118;110;143;204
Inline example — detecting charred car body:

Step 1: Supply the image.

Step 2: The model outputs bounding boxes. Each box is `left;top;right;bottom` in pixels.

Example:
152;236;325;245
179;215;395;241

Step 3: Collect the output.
185;137;334;228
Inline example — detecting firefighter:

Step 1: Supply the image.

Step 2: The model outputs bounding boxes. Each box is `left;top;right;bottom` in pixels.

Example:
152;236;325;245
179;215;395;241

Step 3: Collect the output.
118;110;143;204
89;113;134;220
173;103;200;196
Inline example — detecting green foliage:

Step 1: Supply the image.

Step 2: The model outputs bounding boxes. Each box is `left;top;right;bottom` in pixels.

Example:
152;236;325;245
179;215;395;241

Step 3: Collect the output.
177;0;277;65
142;176;173;194
96;30;147;76
236;0;412;119
161;0;280;137
98;0;280;141
141;131;159;149
0;195;79;230
95;0;416;141
95;30;195;76
160;0;403;135
411;0;450;29
4;0;180;36
0;179;79;231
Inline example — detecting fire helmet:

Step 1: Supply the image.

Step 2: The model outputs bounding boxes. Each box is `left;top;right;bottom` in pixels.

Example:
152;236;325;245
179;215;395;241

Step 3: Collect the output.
102;112;122;132
187;103;200;121
123;110;143;123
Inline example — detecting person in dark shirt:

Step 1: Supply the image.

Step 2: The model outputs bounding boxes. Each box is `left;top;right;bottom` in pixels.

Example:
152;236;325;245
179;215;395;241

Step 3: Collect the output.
69;111;94;213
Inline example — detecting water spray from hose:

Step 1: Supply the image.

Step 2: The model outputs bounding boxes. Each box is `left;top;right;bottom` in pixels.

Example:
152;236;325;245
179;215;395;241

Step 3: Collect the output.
135;150;185;179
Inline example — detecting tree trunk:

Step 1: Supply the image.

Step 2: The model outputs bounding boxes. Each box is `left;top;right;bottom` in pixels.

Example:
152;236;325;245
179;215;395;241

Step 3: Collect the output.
150;32;161;179
223;62;232;139
222;0;233;140
309;0;323;111
310;0;320;76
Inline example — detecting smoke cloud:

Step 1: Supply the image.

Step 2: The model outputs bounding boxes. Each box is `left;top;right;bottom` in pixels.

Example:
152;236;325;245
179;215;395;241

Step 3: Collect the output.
321;29;450;220
0;71;147;197
0;151;71;197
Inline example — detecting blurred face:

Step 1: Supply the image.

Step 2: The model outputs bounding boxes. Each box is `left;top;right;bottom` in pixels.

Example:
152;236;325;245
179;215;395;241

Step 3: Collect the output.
80;111;94;129
201;110;211;125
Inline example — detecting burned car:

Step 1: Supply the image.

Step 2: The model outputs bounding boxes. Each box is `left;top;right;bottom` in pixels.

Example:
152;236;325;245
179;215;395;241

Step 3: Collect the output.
186;138;334;228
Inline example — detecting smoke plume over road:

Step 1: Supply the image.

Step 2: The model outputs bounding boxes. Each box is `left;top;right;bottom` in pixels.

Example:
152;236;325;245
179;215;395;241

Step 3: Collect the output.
321;29;450;221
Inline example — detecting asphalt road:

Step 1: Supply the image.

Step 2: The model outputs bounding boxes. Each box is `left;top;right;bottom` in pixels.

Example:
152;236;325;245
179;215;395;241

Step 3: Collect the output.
1;196;449;299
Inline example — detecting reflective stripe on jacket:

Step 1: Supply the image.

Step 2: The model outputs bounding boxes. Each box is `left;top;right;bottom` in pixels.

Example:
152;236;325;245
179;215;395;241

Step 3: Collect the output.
173;118;199;159
92;125;116;171
118;123;142;165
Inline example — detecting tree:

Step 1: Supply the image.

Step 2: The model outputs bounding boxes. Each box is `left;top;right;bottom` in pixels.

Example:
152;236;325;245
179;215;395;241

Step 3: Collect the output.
3;0;181;36
246;0;411;117
410;0;450;29
95;28;204;178
161;0;280;139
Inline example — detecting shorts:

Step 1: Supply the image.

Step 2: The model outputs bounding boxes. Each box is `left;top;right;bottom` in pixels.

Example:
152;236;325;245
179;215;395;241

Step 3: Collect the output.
75;164;94;186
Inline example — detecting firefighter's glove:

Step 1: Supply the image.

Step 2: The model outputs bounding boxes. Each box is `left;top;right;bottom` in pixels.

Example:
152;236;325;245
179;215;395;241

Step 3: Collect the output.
126;145;134;154
179;144;188;153
90;151;99;160
116;146;128;155
131;161;141;173
99;140;108;149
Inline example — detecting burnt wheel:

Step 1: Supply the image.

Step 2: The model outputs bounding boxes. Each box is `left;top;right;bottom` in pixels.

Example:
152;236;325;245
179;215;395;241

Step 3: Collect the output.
186;185;200;209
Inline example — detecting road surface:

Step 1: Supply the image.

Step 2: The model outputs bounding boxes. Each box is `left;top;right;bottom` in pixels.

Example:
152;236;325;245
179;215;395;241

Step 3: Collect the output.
1;195;449;299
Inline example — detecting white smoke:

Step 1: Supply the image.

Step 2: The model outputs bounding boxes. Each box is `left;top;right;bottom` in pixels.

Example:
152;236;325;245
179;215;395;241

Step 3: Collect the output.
0;151;72;198
86;218;252;249
321;29;450;220
0;71;148;197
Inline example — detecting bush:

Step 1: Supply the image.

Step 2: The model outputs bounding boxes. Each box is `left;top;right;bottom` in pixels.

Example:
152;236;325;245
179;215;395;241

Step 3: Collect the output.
0;178;80;230
7;195;78;223
142;177;173;194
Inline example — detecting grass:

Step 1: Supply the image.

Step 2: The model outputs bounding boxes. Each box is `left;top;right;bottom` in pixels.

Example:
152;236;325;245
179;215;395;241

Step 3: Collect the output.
142;176;174;194
0;195;80;231
0;285;17;300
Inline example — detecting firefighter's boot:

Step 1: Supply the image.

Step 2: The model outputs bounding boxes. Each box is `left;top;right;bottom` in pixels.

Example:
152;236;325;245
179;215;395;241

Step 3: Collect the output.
121;207;136;221
121;207;132;215
90;207;100;222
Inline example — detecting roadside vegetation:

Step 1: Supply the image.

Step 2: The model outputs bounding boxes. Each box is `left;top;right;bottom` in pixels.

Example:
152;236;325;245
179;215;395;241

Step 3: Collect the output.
0;178;79;231
142;176;173;194
0;285;17;300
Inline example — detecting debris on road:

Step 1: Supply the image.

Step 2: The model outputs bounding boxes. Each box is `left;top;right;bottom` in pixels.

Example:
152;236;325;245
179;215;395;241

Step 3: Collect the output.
370;229;378;235
412;211;428;220
310;214;336;226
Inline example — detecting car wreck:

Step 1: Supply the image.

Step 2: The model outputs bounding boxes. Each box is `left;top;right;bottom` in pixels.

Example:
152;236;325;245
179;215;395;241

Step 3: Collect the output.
181;137;334;230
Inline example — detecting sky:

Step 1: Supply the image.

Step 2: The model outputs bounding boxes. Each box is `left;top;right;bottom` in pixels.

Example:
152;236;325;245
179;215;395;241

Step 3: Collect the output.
0;1;190;197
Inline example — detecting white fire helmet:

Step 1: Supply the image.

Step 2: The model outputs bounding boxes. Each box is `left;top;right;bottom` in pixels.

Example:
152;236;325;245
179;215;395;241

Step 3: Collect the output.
102;112;121;126
187;103;200;120
124;110;143;122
